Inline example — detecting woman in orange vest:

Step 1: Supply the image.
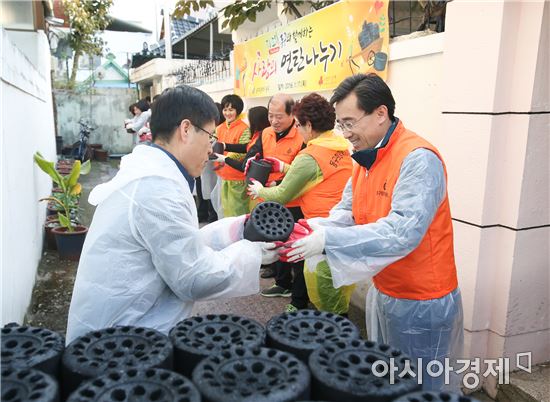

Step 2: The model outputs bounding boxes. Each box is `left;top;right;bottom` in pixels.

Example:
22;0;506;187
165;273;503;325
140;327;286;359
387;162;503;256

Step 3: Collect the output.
210;94;251;217
215;106;269;160
285;74;464;392
247;93;353;314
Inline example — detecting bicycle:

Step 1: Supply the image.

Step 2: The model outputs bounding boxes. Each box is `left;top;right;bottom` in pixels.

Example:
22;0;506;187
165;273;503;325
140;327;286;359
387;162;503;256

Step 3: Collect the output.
71;120;95;162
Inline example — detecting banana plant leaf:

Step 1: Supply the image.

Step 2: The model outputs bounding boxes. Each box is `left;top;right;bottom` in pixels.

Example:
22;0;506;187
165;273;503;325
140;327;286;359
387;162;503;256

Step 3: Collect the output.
34;152;66;191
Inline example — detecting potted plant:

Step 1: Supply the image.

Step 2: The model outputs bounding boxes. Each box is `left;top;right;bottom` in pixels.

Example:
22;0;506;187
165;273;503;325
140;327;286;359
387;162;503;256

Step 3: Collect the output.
34;152;91;260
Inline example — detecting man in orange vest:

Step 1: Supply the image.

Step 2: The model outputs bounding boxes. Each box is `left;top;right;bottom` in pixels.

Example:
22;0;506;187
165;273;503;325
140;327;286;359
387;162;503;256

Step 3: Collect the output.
286;74;464;392
239;94;308;308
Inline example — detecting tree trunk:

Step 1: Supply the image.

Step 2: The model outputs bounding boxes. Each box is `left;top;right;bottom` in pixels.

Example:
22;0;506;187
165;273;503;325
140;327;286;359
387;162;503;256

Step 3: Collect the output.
69;50;81;88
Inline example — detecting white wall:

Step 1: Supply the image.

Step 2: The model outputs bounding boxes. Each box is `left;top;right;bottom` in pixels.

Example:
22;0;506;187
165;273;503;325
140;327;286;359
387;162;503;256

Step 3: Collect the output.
1;29;57;325
440;1;549;395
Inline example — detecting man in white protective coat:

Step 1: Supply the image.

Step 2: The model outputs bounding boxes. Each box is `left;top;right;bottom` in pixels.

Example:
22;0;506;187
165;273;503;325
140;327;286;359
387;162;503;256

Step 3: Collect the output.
66;86;279;343
286;74;464;392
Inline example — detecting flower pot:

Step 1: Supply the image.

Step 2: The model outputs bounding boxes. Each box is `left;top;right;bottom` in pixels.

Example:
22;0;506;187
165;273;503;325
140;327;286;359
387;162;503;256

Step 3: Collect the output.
246;159;272;185
93;149;108;162
44;220;61;250
88;143;103;150
52;225;88;261
57;168;72;175
47;203;61;217
56;159;73;166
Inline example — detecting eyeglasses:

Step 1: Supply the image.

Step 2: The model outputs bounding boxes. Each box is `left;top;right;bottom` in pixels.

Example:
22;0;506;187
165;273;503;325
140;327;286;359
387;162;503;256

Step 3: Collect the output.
192;124;218;144
335;112;368;132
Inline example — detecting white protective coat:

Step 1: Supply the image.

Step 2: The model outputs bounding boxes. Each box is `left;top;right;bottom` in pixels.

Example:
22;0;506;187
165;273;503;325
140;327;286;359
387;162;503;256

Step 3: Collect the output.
66;145;262;343
307;149;464;392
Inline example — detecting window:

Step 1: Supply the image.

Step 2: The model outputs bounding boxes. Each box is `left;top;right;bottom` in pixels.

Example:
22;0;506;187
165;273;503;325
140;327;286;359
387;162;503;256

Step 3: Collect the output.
389;0;447;37
1;0;34;30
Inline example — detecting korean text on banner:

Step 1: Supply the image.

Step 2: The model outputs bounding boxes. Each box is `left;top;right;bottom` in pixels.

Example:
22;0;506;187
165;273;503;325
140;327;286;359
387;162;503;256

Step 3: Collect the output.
233;0;390;98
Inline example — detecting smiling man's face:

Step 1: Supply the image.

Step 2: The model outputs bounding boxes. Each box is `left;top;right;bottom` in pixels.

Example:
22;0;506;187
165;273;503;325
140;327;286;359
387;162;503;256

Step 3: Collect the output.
334;92;387;151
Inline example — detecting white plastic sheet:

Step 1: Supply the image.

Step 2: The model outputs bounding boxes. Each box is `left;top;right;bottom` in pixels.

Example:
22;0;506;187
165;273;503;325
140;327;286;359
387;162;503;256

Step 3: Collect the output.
366;286;464;392
66;145;263;344
200;161;218;200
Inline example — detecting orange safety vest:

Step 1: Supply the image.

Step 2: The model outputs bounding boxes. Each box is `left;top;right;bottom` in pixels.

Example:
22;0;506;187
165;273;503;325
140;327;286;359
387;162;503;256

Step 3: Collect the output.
215;119;249;181
296;144;352;219
351;121;458;300
261;126;304;208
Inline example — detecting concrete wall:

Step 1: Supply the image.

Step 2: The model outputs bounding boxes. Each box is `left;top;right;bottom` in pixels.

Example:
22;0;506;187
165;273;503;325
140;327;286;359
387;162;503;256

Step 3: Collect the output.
54;88;138;154
1;28;57;325
441;1;549;395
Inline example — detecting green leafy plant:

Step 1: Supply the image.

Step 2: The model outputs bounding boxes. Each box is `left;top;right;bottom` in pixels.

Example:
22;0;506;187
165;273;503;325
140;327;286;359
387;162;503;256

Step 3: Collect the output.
173;0;336;32
34;152;91;232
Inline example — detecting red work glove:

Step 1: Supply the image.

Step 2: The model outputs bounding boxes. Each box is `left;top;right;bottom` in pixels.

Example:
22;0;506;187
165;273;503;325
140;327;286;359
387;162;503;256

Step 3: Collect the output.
263;156;286;173
276;219;313;262
243;153;261;175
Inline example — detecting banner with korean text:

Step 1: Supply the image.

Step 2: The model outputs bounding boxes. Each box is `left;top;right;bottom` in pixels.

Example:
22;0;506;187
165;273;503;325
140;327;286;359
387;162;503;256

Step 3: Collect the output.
233;0;389;98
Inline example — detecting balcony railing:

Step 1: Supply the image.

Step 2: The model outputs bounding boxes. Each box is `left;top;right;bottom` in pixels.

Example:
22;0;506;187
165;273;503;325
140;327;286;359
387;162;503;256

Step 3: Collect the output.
171;59;231;86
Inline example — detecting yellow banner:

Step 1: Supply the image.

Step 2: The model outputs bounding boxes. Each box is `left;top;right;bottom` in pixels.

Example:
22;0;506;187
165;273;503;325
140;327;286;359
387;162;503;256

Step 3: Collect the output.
234;0;390;97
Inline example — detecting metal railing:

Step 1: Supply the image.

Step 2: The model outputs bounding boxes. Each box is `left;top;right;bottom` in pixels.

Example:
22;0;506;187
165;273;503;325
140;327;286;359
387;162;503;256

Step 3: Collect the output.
172;59;231;86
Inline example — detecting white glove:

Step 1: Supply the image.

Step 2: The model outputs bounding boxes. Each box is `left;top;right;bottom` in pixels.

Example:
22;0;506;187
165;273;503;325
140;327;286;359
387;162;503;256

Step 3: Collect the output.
258;242;279;265
286;224;326;262
247;178;264;199
212;153;226;163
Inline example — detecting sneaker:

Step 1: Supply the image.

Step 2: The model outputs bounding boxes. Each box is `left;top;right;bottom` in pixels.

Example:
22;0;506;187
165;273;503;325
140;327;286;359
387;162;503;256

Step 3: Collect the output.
284;304;298;313
260;285;291;298
260;267;275;279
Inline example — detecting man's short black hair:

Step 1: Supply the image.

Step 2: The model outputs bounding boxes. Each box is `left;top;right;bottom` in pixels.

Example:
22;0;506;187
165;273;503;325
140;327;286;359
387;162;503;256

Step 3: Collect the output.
330;73;395;120
220;94;244;115
150;85;218;143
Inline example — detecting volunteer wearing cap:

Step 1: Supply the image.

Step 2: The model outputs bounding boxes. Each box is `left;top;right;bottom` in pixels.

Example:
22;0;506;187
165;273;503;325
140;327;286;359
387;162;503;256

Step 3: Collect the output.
66;86;279;343
286;74;464;392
